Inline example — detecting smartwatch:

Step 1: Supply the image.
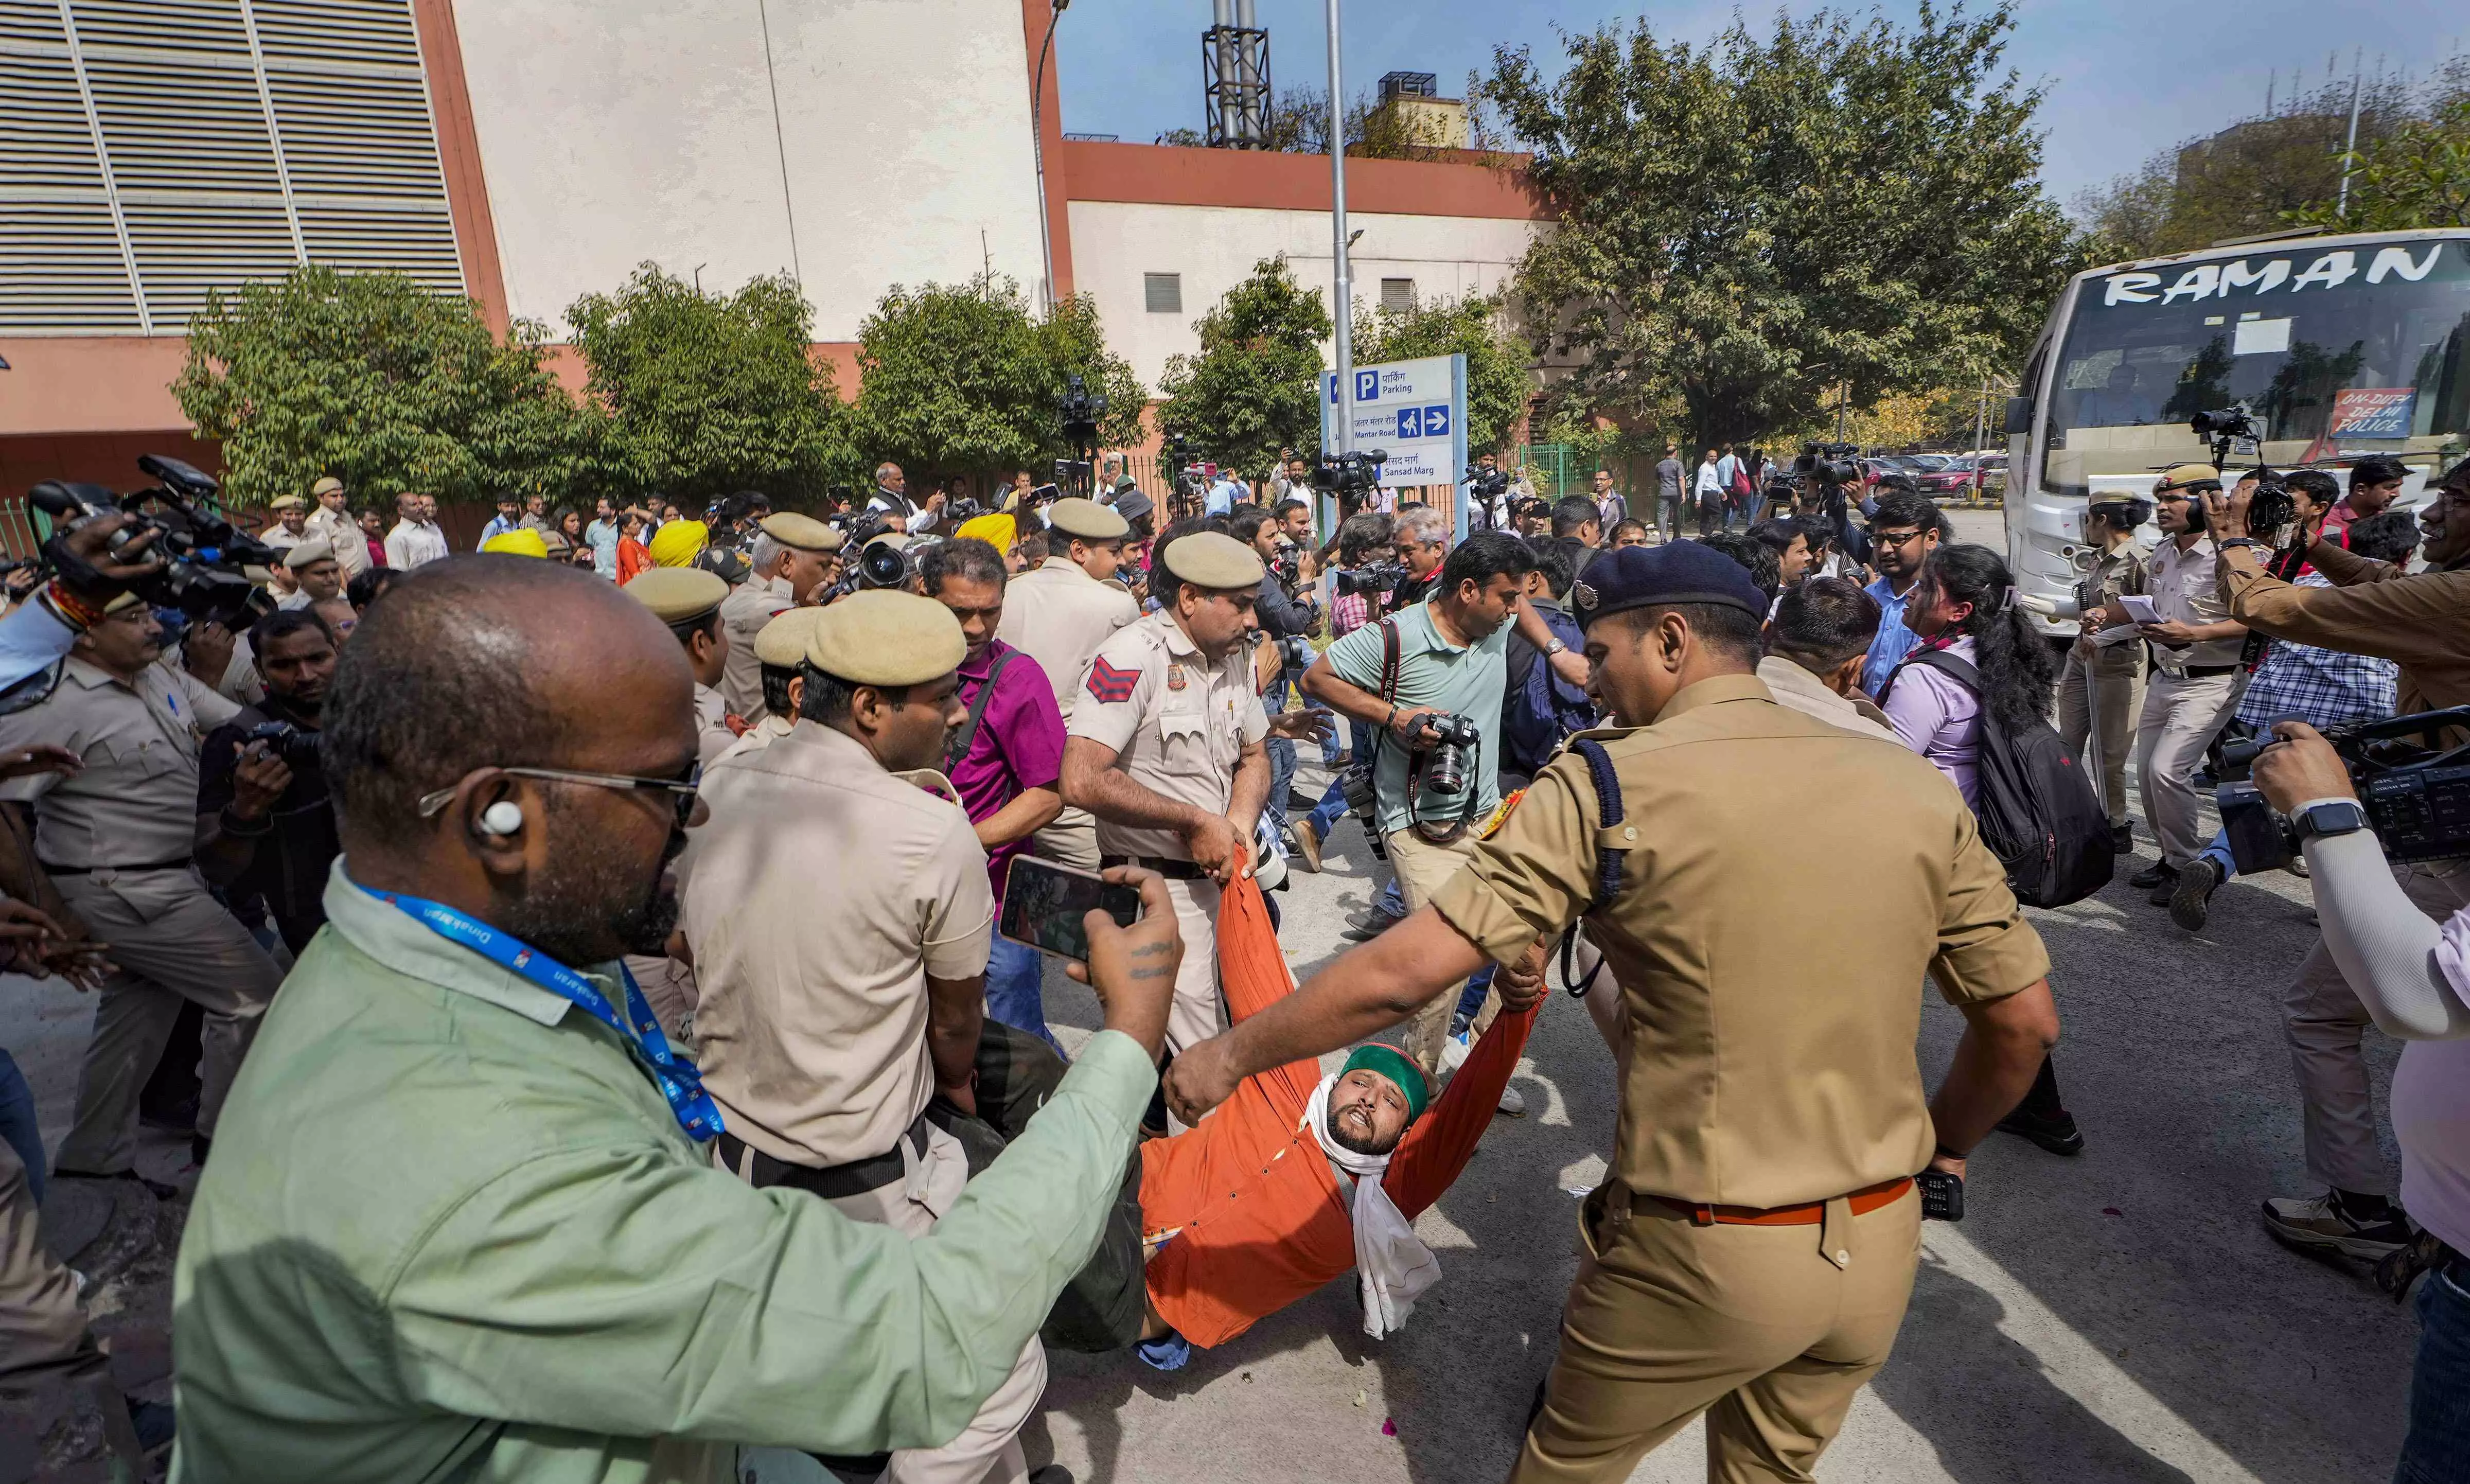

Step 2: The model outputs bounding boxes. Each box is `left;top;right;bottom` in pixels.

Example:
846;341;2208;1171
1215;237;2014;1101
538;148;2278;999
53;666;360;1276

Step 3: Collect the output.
2293;799;2370;844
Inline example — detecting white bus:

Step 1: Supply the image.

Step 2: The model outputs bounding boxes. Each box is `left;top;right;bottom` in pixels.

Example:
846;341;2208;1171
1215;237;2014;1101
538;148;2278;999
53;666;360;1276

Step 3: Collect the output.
2003;227;2470;635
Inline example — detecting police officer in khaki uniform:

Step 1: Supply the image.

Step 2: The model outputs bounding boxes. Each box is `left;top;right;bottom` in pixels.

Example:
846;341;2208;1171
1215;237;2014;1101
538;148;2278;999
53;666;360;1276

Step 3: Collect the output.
1000;497;1140;870
622;567;736;767
683;592;1054;1484
2034;494;2150;849
716;605;828;764
302;474;369;579
718;511;843;723
1062;532;1270;1057
1164;543;2060;1483
258;494;308;553
0;593;284;1179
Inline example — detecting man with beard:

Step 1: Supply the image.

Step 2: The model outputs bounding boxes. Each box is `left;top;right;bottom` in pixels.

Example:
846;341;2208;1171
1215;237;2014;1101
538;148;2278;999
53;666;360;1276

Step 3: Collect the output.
195;609;341;955
172;557;1182;1482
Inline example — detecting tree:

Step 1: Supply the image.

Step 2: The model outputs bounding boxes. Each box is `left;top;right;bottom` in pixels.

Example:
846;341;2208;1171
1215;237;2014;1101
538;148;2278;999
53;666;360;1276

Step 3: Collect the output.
2291;96;2470;231
1156;257;1331;471
172;264;590;507
567;265;852;506
853;275;1143;479
1351;291;1532;458
1483;3;2090;450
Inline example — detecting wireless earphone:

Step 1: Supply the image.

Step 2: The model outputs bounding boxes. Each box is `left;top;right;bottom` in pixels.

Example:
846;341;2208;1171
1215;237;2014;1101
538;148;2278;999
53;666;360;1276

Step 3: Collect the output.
479;801;524;837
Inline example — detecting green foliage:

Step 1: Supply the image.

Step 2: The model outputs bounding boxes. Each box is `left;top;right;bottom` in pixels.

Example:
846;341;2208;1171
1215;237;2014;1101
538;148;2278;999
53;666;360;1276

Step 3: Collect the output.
1157;257;1332;470
171;264;589;507
854;275;1143;478
1484;2;2090;449
1351;291;1532;457
567;265;852;505
2291;96;2470;231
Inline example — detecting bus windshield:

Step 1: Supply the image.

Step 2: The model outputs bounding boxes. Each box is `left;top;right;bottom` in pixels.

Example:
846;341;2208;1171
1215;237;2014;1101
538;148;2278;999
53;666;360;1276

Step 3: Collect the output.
2037;234;2470;499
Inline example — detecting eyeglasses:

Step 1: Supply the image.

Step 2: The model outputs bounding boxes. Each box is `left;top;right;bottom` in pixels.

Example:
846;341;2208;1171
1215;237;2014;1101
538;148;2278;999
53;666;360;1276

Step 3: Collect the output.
418;763;703;828
1868;527;1927;547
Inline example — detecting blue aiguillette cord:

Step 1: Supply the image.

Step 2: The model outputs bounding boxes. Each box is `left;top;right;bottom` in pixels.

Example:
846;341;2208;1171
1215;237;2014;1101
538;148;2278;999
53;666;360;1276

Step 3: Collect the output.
359;885;725;1143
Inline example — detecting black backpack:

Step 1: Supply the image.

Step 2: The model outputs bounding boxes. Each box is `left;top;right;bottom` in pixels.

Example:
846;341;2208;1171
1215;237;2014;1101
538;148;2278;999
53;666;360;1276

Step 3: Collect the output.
1900;649;2115;908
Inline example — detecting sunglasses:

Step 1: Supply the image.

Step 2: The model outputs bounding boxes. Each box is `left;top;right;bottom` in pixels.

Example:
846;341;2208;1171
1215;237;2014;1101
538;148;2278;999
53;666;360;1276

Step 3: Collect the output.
418;763;703;829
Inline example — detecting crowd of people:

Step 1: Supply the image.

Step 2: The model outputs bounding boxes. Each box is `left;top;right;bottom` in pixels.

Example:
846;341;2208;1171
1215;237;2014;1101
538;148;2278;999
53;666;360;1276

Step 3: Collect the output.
0;440;2463;1484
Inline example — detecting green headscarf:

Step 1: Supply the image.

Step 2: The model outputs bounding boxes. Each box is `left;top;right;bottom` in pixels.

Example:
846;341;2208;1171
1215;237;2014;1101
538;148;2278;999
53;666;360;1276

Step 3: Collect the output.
1341;1044;1431;1124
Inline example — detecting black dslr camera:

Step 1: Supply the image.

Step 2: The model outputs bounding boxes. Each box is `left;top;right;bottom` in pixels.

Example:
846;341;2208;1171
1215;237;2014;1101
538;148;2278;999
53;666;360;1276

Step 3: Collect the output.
2215;708;2470;873
1794;441;1860;486
1405;711;1482;797
28;455;278;629
242;718;322;772
1334;562;1407;598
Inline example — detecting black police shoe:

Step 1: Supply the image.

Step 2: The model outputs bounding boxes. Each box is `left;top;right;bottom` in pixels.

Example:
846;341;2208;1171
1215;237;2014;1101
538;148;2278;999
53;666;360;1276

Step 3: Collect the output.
2129;860;2175;891
1997;1105;2086;1157
2109;821;2134;855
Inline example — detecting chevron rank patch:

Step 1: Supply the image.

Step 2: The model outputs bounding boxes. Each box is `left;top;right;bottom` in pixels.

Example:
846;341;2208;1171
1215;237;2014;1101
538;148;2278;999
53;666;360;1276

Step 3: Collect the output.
1086;656;1140;704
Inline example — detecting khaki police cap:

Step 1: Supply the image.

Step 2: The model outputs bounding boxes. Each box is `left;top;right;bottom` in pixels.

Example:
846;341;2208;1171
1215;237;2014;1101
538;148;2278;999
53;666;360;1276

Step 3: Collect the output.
283;538;336;571
802;589;965;685
1045;497;1128;540
1161;531;1265;591
759;511;845;552
752;606;827;667
267;494;308;511
2154;463;2221;495
102;590;145;617
624;567;728;626
310;475;345;498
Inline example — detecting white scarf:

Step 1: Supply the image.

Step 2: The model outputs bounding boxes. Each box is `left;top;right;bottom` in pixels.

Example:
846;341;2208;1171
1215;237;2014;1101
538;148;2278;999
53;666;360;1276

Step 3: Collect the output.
1303;1072;1441;1340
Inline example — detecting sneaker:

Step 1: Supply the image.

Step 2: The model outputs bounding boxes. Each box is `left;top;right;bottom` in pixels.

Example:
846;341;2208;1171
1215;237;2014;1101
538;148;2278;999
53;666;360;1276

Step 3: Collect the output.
1496;1084;1526;1117
2169;858;2222;931
2129;860;2175;891
1996;1105;2085;1156
1440;1030;1472;1075
2261;1190;2413;1260
1292;818;1324;874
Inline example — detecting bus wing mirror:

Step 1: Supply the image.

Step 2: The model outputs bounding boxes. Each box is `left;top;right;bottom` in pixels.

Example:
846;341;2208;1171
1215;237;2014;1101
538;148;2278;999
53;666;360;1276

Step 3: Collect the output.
2002;397;2034;435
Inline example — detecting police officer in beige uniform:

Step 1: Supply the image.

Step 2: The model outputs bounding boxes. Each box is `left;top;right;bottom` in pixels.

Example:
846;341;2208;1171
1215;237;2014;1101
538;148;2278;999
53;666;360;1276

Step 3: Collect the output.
2130;464;2249;896
718;511;843;723
301;475;369;579
2038;493;2150;850
1165;543;2060;1484
683;591;1052;1484
999;497;1140;870
622;567;737;768
0;593;284;1179
1062;532;1270;1057
715;605;828;765
258;494;308;554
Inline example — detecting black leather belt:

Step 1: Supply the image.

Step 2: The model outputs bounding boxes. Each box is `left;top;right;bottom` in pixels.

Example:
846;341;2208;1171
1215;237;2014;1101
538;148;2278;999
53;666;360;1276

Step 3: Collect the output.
2183;664;2240;678
41;858;191;877
1099;853;1208;880
718;1111;931;1199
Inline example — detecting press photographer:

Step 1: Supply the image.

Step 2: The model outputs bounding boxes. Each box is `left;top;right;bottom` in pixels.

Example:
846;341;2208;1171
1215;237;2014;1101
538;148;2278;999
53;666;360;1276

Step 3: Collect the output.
196;609;341;955
1300;530;1537;1078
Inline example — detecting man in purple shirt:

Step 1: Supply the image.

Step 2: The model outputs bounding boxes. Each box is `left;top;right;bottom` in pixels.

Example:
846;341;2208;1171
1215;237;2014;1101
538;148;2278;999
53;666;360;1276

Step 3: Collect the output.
920;538;1070;1049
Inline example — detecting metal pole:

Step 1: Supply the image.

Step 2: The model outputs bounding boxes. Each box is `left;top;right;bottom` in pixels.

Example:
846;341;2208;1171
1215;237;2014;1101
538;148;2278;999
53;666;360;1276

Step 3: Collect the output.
1970;374;1988;505
1030;1;1065;312
2337;48;2362;219
1326;0;1353;454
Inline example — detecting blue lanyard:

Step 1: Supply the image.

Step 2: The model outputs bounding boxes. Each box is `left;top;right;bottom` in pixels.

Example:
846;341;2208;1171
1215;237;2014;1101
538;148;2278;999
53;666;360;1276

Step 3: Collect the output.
360;885;725;1143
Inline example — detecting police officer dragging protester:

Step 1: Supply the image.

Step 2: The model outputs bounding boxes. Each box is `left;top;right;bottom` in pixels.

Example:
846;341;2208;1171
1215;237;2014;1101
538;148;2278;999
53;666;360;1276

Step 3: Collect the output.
719;511;843;723
1062;532;1271;1063
1000;497;1142;870
1163;542;2060;1483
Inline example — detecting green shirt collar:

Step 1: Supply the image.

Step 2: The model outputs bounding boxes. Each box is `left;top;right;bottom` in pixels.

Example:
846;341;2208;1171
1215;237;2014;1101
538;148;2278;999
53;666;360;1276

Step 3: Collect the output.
321;858;578;1028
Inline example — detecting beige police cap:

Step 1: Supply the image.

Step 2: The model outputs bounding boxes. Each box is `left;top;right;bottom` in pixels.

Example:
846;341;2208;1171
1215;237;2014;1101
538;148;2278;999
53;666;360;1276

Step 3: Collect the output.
802;589;965;685
623;567;728;626
310;475;345;498
752;605;828;667
1161;531;1265;591
1045;497;1128;540
267;494;308;511
102;590;145;616
2154;463;2222;494
283;538;336;571
760;511;845;552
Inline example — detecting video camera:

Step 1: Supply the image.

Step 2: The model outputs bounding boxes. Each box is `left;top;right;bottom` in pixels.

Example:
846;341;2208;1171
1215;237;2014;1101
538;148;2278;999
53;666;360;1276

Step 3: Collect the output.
2190;407;2261;476
28;455;278;629
1058;374;1106;500
2215;708;2470;872
816;509;923;602
1334;562;1407;598
1795;441;1860;486
1313;449;1388;501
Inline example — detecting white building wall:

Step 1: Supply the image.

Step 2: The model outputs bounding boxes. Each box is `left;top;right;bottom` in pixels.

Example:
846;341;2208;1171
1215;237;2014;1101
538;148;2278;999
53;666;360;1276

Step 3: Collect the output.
450;0;1047;338
1067;199;1539;392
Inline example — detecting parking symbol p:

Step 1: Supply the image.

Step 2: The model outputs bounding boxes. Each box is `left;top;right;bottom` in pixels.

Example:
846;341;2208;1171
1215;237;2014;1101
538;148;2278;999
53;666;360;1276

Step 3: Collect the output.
1356;369;1380;403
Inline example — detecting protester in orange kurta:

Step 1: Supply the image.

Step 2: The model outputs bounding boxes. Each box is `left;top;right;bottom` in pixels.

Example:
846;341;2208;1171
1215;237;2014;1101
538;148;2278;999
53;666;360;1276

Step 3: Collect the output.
1138;872;1543;1354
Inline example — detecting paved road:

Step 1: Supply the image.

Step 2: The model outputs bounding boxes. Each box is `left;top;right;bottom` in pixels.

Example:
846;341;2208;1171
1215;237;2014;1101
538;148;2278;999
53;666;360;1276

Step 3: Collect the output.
4;506;2422;1480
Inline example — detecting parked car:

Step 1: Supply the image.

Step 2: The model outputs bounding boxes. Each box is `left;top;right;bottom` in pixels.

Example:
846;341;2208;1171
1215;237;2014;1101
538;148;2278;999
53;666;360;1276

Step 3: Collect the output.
1916;454;2007;498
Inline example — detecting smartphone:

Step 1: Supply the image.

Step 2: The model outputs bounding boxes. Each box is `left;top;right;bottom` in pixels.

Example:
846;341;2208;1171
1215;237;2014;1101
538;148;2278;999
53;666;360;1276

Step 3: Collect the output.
1000;857;1142;964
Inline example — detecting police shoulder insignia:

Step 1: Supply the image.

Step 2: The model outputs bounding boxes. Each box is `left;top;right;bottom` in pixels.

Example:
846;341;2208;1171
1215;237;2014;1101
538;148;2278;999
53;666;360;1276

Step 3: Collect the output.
1571;580;1598;612
1087;655;1140;704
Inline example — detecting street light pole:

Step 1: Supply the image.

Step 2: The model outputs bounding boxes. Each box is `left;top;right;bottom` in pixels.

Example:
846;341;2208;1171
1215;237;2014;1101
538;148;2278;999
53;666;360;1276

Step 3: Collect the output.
1325;0;1353;455
1030;0;1069;313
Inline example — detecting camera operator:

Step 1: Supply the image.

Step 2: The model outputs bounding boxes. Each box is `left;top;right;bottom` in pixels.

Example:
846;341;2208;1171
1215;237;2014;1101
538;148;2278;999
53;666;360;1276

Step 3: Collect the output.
195;609;339;955
2246;720;2470;1483
1301;531;1537;1080
866;462;945;535
2207;455;2470;1256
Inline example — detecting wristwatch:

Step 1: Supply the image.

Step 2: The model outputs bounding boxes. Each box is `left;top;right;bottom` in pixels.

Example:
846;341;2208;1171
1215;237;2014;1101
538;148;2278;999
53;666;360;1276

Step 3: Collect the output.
2293;799;2370;844
1542;637;1568;657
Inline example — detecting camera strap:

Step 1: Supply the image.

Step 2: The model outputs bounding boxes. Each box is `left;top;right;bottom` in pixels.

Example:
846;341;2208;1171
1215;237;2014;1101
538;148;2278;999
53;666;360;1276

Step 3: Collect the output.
945;649;1020;772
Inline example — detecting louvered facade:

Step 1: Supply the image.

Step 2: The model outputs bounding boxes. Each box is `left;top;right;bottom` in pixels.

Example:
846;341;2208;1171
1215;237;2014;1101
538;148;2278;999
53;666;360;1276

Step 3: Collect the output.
0;0;464;335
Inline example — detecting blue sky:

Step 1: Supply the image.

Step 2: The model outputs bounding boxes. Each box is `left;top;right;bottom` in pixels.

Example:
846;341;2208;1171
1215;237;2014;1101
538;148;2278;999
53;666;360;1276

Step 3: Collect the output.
1052;0;2469;209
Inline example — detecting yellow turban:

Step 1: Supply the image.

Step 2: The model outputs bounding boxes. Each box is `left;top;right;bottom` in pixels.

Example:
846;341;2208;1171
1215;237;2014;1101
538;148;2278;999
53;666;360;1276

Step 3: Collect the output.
648;519;710;568
955;513;1017;552
480;528;550;559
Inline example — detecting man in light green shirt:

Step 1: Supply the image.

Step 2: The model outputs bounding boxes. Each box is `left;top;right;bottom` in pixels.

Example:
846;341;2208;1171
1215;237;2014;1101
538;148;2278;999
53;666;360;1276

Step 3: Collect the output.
172;558;1180;1483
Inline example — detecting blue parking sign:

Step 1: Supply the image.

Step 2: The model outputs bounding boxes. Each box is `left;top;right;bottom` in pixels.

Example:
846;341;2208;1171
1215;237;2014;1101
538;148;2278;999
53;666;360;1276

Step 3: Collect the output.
1421;403;1451;437
1395;407;1425;439
1356;369;1380;403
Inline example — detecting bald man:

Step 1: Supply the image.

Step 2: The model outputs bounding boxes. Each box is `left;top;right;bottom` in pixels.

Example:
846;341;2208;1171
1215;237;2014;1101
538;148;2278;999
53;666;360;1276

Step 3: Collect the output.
174;556;1182;1482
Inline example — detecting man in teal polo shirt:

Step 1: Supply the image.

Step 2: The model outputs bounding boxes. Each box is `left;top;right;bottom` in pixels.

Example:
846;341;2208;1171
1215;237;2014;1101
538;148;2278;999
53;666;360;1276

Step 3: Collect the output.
171;556;1180;1484
1301;530;1537;1074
